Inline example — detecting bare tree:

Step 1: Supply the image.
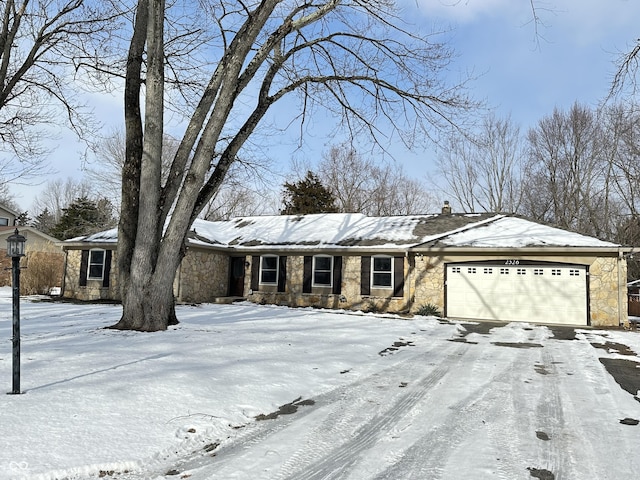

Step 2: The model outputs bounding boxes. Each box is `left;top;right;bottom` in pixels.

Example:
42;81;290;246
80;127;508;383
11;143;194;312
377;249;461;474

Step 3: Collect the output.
84;129;180;208
436;114;525;213
522;102;614;238
318;143;436;215
0;0;119;184
112;0;475;331
32;177;92;223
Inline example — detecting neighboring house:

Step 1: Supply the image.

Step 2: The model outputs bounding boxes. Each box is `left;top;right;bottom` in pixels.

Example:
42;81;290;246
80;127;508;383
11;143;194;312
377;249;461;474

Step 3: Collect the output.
59;208;631;327
0;204;18;227
0;226;65;291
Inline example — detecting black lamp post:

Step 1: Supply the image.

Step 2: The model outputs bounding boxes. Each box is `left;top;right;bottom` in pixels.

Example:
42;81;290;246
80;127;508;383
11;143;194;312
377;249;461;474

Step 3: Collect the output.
6;228;26;395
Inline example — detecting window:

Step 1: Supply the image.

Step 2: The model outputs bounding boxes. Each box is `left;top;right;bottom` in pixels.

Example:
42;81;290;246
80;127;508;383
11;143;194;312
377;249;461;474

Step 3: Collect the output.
483;268;493;274
0;217;8;226
452;267;461;273
517;268;526;275
500;268;509;275
88;249;106;280
551;269;561;276
467;267;477;274
569;269;580;276
313;255;333;287
260;255;279;284
534;269;544;276
372;256;393;288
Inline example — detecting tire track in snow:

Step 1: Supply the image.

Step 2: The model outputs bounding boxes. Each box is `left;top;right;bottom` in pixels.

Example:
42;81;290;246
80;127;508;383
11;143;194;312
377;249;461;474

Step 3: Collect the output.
370;344;527;480
274;341;470;480
144;340;465;479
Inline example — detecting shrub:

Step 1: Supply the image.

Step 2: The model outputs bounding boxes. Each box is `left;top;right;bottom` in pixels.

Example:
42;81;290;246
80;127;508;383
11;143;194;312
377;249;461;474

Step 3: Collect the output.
416;303;441;317
21;250;64;295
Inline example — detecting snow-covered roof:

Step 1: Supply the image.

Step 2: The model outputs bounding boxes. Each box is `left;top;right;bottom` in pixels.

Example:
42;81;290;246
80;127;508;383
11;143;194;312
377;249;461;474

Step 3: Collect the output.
187;213;497;250
63;213;623;251
419;216;620;249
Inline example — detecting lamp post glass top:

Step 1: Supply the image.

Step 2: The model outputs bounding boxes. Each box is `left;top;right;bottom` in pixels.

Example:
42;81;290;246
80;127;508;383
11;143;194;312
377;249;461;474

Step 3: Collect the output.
7;229;26;257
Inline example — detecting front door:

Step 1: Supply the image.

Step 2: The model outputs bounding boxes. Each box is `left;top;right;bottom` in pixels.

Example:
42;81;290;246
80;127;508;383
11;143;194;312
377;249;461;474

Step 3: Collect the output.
229;257;246;296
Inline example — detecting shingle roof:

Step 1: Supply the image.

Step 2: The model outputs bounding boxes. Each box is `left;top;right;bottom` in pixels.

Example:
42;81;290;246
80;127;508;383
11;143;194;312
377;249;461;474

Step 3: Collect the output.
63;212;623;251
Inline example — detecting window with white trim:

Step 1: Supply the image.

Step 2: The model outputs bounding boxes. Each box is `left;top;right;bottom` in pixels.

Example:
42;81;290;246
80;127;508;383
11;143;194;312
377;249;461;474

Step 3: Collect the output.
500;268;509;275
372;256;393;288
467;267;477;274
0;217;8;226
569;269;580;276
517;268;526;275
452;267;461;273
88;249;106;280
260;255;279;285
484;267;493;274
552;269;561;276
534;269;544;275
313;255;333;287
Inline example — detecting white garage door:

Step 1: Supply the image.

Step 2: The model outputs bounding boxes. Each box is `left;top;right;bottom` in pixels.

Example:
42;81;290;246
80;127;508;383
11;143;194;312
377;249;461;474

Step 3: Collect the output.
445;261;588;325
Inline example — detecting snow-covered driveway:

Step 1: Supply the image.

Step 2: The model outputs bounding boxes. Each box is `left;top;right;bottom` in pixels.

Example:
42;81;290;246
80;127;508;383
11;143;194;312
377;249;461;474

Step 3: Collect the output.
164;323;640;480
1;290;639;479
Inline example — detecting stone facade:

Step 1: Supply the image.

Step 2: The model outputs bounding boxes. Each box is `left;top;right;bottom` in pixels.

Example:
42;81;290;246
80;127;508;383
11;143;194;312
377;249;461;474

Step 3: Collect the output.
63;248;120;301
176;248;229;303
61;245;628;327
247;254;411;313
589;256;627;327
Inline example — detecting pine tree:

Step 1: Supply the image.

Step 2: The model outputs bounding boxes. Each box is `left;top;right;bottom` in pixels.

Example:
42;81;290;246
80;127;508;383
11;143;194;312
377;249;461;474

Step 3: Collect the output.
281;171;338;215
15;211;31;226
49;197;115;240
33;208;56;235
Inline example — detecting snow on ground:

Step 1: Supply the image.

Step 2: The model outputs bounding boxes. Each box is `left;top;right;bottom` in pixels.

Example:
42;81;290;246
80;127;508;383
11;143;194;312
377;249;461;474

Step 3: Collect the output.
0;287;639;479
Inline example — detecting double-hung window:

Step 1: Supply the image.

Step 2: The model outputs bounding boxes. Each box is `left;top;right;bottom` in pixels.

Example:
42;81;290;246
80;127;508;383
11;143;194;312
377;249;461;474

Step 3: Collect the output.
372;255;393;288
260;255;279;285
313;255;333;287
88;249;106;280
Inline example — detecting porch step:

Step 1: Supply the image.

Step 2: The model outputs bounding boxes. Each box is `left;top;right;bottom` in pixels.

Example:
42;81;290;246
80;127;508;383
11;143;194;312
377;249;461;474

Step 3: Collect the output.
212;296;246;304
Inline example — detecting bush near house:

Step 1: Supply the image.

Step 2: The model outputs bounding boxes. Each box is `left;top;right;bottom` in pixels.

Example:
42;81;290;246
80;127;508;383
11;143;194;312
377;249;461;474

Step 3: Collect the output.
19;250;64;295
416;303;442;317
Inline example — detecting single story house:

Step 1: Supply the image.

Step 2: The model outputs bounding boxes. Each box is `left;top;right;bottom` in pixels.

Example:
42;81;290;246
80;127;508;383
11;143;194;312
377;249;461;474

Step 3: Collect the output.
59;210;631;327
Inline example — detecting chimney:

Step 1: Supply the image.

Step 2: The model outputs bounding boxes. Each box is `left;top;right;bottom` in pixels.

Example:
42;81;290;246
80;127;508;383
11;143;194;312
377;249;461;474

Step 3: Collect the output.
441;200;452;215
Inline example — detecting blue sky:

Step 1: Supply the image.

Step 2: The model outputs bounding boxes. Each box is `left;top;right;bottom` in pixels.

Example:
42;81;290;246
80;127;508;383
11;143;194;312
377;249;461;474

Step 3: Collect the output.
12;0;640;212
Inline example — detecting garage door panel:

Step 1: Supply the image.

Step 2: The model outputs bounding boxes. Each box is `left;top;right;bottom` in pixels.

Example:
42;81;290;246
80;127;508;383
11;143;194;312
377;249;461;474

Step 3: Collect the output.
446;263;587;325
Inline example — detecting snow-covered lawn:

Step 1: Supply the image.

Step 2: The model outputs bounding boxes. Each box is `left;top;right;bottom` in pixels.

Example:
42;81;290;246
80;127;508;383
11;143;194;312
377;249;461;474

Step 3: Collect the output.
0;287;639;479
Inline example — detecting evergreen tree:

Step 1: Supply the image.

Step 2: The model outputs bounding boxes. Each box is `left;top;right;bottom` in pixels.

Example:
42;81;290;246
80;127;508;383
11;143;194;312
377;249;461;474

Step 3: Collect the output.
33;208;57;236
281;171;338;215
15;211;31;226
50;197;115;240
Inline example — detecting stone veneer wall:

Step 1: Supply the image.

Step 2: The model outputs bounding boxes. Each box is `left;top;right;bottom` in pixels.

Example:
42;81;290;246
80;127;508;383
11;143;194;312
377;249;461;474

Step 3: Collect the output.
176;248;230;303
247;255;411;313
589;256;627;327
62;249;120;301
410;255;446;313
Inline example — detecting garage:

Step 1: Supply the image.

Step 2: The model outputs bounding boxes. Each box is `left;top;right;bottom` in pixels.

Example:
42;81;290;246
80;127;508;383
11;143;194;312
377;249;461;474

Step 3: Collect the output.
445;260;588;325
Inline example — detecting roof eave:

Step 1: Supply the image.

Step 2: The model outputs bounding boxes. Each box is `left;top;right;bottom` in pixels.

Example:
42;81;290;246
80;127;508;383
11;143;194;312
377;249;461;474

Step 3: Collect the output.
411;245;631;255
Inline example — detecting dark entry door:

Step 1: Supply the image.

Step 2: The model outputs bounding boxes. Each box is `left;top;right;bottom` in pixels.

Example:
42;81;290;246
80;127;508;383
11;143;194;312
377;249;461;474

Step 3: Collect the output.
228;257;246;296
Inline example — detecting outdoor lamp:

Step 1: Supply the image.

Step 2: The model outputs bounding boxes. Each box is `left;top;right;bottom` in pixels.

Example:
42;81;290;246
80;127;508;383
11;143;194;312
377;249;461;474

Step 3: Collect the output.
6;228;26;257
6;228;26;395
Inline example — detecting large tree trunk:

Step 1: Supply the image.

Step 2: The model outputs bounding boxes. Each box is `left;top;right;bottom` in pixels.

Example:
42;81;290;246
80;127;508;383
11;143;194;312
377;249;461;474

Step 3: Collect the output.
113;0;174;332
118;0;147;308
111;266;179;331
